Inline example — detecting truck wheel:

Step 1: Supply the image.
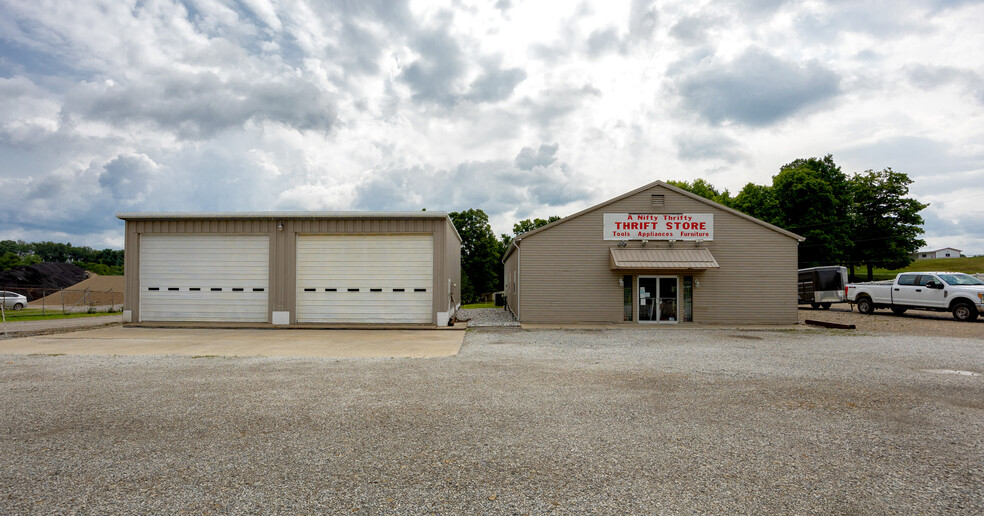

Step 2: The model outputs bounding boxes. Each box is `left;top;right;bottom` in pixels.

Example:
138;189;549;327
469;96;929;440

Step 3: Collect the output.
951;302;979;322
856;297;874;314
810;302;820;309
891;307;907;315
821;303;831;310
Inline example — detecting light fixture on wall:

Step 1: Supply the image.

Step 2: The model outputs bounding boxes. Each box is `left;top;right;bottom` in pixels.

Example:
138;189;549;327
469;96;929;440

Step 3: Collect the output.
618;240;628;247
695;279;701;288
277;221;284;231
695;239;704;247
641;239;648;247
618;277;624;287
668;239;675;247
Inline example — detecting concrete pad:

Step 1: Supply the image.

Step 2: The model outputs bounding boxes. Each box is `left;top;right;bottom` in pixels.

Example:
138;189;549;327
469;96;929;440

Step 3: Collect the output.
0;327;464;358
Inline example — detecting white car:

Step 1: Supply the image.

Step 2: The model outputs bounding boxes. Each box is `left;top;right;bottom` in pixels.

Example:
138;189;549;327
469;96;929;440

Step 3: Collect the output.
1;290;28;310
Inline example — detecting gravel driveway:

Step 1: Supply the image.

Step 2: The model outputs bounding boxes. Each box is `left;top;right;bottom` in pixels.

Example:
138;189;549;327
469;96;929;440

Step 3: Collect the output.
1;328;982;514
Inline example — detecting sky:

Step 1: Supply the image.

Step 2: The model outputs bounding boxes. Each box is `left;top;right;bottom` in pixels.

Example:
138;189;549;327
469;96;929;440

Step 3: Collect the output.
1;0;983;255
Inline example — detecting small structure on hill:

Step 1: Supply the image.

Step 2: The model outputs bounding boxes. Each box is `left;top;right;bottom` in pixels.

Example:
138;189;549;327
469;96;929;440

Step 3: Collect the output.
912;248;962;260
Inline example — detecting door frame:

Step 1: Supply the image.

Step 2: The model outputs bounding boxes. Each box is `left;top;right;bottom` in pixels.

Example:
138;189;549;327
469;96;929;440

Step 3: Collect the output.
638;275;680;324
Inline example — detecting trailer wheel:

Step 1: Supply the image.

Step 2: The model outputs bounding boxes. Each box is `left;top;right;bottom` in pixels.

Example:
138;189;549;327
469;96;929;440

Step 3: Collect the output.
951;302;978;322
856;297;874;314
821;303;831;310
810;302;820;309
890;307;907;315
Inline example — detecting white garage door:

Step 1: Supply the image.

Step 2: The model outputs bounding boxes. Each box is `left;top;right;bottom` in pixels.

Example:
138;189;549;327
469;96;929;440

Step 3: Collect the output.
139;235;270;322
296;235;433;324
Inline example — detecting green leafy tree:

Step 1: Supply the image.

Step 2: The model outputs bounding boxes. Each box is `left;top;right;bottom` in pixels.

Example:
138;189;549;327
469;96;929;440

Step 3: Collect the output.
0;251;22;271
667;179;732;206
772;155;853;267
731;183;780;225
449;209;504;303
849;168;928;280
512;216;561;236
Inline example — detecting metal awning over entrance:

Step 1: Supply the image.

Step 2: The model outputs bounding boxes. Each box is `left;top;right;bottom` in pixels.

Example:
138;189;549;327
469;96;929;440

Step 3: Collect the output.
609;248;720;270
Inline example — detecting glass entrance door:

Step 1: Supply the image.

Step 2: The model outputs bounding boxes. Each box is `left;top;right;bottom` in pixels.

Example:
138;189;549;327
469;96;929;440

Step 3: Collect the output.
639;276;679;323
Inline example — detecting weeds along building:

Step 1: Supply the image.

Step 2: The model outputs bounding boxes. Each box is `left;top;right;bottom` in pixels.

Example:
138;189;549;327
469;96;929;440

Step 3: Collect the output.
502;180;805;325
116;212;461;327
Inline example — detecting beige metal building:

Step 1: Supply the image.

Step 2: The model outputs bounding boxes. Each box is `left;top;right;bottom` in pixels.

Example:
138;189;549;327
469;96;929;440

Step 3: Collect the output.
116;212;461;326
502;181;805;325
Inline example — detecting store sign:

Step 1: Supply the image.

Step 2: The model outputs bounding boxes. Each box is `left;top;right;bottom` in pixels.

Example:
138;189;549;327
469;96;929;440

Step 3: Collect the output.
603;213;714;241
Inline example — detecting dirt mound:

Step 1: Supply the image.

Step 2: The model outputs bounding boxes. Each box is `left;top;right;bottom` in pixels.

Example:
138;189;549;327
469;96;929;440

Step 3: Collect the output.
31;274;125;308
0;262;89;301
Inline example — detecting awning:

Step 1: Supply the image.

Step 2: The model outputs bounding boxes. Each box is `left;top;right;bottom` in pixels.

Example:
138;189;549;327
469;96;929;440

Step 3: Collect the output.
609;247;720;270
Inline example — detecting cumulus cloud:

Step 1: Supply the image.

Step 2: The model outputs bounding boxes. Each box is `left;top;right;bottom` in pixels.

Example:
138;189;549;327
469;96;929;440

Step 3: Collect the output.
67;71;337;140
674;132;744;162
673;47;841;126
350;144;590;217
514;143;560;170
99;154;158;204
465;61;528;103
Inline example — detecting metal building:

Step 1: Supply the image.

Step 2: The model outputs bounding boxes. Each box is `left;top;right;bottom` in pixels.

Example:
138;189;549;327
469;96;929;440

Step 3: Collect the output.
117;212;461;326
502;180;805;325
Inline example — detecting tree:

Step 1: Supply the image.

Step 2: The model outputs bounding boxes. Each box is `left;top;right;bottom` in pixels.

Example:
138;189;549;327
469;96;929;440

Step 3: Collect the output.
731;183;780;225
513;216;561;236
449;209;504;303
772;155;853;268
849;168;928;280
667;179;732;206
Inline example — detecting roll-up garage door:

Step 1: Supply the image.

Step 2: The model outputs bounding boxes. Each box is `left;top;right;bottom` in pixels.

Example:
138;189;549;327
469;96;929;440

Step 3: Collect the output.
139;235;270;322
296;235;433;324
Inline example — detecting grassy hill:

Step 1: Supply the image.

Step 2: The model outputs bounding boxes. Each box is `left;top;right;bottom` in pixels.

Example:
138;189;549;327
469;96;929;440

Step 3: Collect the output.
868;256;984;280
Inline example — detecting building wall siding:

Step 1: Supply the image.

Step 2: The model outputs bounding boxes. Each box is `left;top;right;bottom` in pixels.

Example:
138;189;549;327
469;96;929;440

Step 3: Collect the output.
122;215;458;325
516;185;799;325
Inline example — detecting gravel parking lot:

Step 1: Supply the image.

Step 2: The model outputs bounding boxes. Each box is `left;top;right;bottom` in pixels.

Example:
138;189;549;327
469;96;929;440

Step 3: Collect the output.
1;328;982;514
799;304;984;338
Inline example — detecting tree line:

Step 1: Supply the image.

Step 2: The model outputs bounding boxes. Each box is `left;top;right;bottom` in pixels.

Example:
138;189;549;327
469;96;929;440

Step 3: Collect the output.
667;155;927;280
452;154;927;303
0;240;125;275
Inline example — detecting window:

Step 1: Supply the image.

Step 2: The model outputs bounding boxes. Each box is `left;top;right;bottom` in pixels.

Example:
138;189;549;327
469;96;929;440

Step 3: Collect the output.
897;275;918;286
623;275;633;321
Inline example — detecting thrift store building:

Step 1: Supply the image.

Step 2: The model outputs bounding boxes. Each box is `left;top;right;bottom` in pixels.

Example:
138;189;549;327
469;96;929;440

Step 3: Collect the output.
502;180;805;325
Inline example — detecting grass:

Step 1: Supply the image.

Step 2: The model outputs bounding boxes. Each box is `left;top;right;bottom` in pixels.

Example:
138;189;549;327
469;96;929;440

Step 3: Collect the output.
462;301;496;309
0;308;119;322
866;256;984;280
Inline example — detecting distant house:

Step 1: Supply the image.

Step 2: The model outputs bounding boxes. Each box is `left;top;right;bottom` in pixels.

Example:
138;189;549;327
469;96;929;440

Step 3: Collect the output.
911;247;963;260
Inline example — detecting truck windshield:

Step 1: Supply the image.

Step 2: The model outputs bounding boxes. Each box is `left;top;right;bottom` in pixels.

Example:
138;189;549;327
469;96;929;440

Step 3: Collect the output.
938;273;984;286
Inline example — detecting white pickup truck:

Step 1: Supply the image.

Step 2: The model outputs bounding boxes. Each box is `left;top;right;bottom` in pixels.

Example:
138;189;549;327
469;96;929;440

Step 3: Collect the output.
845;272;984;321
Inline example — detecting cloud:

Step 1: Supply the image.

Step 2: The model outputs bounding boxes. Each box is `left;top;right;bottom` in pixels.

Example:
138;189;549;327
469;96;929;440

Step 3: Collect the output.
674;132;744;162
514;143;560;170
522;84;602;128
67;71;338;140
351;144;591;217
906;64;984;104
673;47;841;126
628;0;659;42
99;154;158;204
399;26;467;107
465;61;528;103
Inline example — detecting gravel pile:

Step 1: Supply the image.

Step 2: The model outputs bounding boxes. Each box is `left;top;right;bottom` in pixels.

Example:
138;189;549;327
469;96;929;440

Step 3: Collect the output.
456;307;520;327
1;328;982;514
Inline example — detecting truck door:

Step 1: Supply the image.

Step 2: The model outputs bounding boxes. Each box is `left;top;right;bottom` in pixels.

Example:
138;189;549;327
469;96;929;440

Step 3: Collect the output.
895;274;946;308
914;274;947;308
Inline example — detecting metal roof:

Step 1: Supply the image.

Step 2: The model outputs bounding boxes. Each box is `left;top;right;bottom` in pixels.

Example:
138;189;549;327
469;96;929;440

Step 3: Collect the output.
609;247;720;270
116;211;449;220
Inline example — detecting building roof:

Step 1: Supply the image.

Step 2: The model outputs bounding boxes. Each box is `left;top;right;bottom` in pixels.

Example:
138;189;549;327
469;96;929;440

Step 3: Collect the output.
609;248;720;270
502;179;805;261
116;211;449;220
916;247;962;253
